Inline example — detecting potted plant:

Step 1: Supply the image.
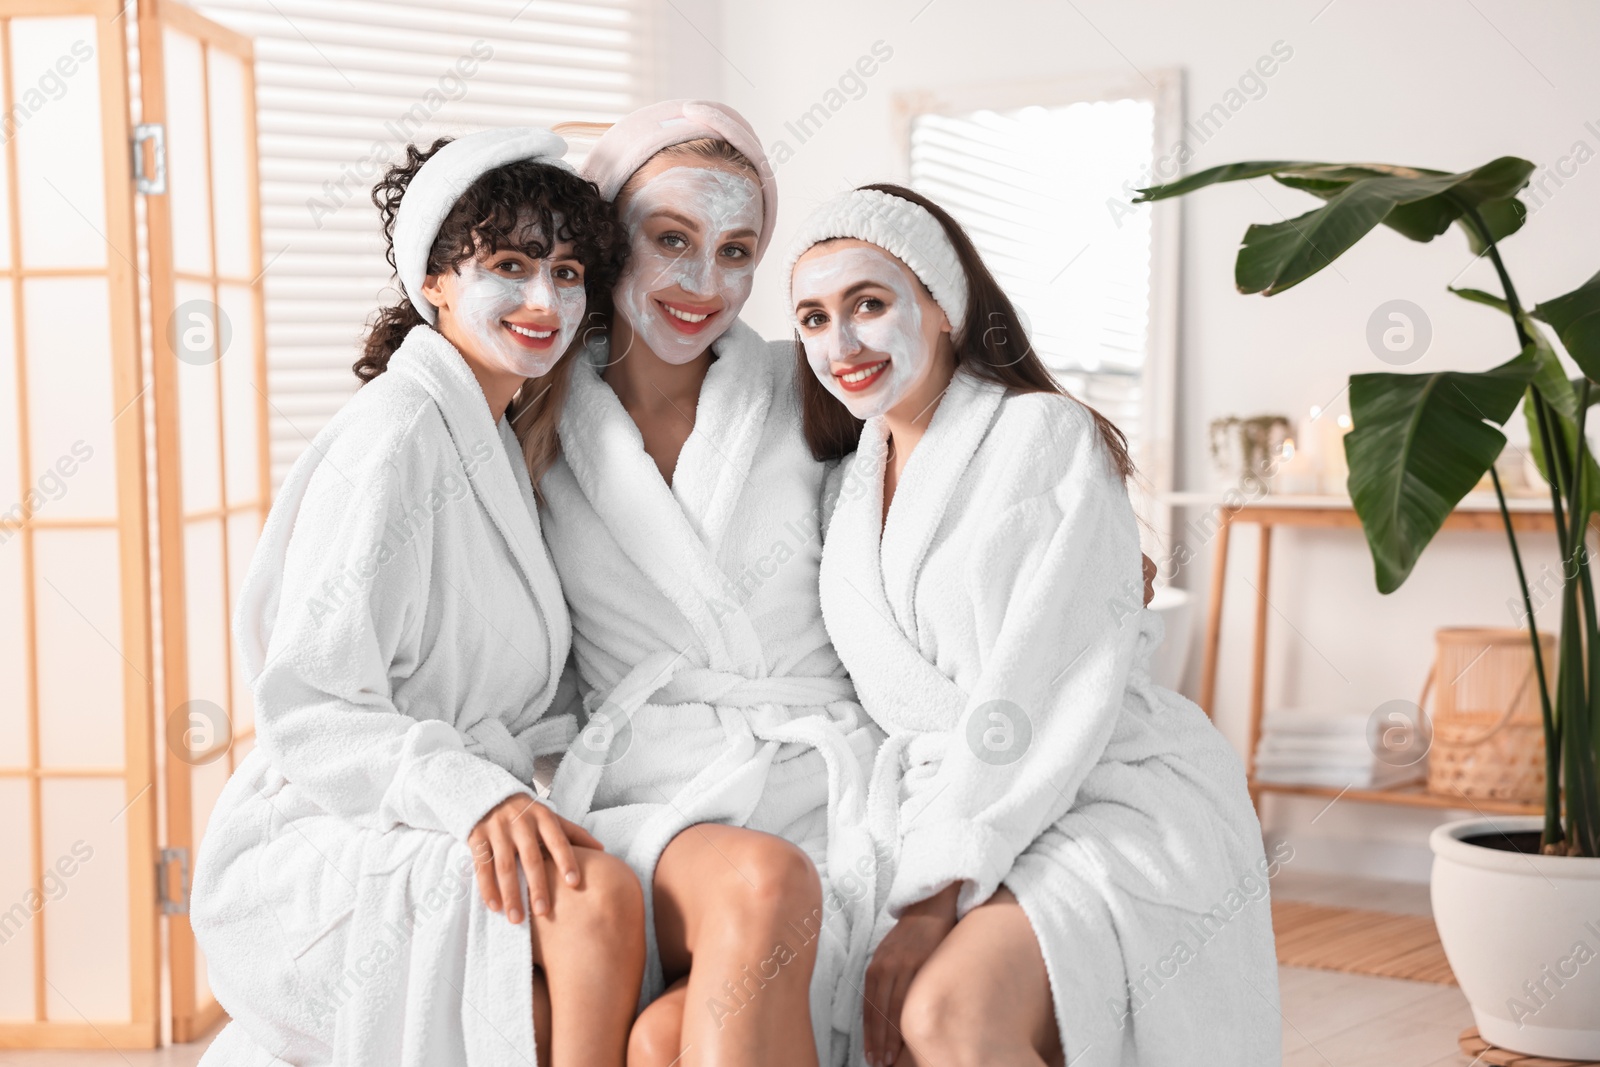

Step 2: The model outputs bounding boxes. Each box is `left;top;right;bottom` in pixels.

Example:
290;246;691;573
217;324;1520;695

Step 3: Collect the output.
1136;159;1600;1057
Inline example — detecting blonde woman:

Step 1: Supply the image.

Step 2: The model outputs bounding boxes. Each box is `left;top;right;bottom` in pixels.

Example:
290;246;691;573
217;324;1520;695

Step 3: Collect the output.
529;102;882;1067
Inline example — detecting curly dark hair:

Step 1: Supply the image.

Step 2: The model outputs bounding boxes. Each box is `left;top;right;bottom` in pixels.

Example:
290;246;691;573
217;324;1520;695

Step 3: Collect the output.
355;137;627;383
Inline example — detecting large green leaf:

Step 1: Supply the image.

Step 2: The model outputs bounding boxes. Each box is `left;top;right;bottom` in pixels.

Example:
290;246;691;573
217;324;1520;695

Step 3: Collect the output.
1347;350;1535;593
1131;161;1315;201
1136;157;1535;295
1235;160;1535;294
1448;285;1511;315
1446;283;1600;513
1462;196;1529;254
1534;270;1600;382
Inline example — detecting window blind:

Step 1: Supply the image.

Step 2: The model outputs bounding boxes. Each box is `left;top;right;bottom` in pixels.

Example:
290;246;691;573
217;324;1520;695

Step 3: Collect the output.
908;100;1156;463
183;0;652;487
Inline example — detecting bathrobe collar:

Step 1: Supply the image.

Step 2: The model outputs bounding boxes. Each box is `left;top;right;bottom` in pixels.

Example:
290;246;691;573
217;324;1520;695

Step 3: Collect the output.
391;325;570;700
554;319;774;672
874;370;1006;617
825;370;1005;732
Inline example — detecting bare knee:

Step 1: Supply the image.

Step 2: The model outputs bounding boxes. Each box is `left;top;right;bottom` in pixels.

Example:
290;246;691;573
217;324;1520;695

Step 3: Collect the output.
900;966;999;1067
627;992;684;1067
543;849;645;954
719;833;822;930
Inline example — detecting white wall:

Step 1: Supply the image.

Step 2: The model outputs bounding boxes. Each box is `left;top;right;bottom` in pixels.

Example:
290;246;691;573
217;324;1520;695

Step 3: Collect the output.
667;0;1600;880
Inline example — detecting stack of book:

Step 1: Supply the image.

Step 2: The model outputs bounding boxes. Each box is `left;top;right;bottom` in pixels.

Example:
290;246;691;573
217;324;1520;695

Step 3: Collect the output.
1252;709;1425;789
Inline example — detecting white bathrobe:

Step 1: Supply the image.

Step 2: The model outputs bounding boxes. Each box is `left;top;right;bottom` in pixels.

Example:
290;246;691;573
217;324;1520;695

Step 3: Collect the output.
191;326;578;1067
541;320;880;1063
820;372;1281;1067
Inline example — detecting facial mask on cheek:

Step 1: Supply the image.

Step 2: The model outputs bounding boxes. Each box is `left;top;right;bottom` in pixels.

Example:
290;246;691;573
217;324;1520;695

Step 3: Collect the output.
791;246;932;421
452;259;586;379
614;166;761;365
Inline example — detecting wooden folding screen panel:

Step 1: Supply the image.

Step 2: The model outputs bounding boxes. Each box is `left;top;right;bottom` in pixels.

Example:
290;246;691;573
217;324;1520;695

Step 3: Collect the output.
0;0;160;1049
138;0;269;1044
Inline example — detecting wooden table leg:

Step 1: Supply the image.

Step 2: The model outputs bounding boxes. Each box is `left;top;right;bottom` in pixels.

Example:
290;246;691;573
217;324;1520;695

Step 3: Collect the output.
1246;523;1274;784
1198;512;1233;717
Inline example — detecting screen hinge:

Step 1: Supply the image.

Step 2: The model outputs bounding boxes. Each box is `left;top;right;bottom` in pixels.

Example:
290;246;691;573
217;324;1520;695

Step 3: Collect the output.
133;123;166;195
157;846;190;915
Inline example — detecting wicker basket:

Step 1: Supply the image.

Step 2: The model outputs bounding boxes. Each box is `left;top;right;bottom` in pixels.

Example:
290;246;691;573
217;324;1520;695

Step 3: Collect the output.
1422;628;1554;805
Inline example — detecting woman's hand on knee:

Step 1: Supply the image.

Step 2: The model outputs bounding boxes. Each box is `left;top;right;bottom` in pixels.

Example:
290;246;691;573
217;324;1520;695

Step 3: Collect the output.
863;885;959;1067
467;794;604;923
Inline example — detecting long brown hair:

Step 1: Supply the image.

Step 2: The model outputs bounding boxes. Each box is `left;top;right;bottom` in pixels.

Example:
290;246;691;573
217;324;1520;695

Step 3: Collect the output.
356;137;626;487
795;183;1134;481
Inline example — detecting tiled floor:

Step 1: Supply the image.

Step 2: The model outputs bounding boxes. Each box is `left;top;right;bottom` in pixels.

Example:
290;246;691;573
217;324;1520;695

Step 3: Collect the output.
0;872;1486;1067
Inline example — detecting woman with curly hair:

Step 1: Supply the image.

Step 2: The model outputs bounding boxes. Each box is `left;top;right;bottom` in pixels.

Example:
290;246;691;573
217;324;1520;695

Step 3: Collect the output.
190;129;645;1067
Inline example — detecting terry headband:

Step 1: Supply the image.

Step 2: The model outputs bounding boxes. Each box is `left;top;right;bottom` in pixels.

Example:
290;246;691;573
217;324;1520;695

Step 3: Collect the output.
579;99;779;262
783;187;969;336
392;126;574;324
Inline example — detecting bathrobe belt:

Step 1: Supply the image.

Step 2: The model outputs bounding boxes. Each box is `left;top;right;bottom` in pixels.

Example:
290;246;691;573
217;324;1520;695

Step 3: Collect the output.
553;649;880;1029
460;713;579;786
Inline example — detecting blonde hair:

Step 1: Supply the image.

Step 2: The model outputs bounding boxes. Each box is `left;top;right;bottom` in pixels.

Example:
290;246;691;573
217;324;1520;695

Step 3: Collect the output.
510;350;581;499
551;121;759;198
550;121;613;143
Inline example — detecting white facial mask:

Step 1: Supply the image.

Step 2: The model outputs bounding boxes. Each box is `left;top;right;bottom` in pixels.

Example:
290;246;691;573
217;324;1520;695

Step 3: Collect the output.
614;165;762;365
451;257;586;379
792;245;934;420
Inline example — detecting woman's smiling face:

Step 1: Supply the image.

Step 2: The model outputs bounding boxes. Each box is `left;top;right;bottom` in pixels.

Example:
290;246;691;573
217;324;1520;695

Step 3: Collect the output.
792;239;951;420
611;157;763;364
425;215;588;380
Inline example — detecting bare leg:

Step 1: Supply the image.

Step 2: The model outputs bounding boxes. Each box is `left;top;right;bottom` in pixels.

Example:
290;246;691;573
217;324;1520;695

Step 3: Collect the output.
529;846;647;1067
898;888;1062;1067
532;967;552;1067
653;823;823;1067
628;978;688;1067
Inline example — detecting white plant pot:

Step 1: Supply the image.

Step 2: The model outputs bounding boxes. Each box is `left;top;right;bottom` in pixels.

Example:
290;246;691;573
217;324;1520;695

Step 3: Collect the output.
1430;816;1600;1058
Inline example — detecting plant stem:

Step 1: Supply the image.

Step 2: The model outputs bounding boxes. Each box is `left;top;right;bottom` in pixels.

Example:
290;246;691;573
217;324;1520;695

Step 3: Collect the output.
1571;381;1597;855
1471;207;1534;347
1465;203;1572;850
1493;466;1563;843
1533;394;1573;562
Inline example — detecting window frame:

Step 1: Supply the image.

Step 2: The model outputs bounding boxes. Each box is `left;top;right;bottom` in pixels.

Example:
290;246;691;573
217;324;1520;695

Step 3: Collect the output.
890;68;1184;522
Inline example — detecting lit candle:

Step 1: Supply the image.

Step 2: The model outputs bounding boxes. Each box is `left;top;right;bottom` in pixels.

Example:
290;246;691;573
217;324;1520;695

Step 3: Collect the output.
1275;437;1320;495
1322;414;1352;496
1299;406;1324;468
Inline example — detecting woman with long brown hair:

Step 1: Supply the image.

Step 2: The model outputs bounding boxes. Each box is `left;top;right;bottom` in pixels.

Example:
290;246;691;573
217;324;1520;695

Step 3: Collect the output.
787;184;1280;1067
191;129;647;1067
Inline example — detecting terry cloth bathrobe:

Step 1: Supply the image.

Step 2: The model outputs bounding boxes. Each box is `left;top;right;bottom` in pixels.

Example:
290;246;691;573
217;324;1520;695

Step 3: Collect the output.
821;372;1281;1067
191;325;578;1067
541;319;881;1063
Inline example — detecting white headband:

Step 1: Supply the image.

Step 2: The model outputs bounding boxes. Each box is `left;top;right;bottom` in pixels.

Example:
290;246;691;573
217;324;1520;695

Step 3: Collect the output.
391;127;575;324
783;187;968;336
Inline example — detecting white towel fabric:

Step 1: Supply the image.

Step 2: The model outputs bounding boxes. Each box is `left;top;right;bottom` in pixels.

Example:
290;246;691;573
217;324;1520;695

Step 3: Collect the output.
192;325;578;1066
1259;708;1371;736
391;127;573;324
1253;708;1424;788
540;321;881;1064
780;188;969;335
819;372;1281;1067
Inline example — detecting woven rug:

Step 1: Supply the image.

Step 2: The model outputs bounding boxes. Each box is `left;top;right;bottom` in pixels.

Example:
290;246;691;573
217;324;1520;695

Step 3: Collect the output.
1459;1028;1600;1065
1271;899;1457;985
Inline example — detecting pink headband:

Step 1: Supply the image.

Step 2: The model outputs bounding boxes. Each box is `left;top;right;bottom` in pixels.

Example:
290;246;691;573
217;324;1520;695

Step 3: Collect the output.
580;99;778;262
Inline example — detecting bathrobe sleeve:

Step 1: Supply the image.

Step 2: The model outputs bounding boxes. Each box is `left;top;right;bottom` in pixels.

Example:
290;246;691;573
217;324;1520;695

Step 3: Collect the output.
887;402;1148;918
252;412;534;843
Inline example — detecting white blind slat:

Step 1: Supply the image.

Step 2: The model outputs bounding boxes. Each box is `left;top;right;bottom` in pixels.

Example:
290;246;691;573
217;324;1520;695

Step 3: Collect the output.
184;0;649;488
909;99;1156;455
